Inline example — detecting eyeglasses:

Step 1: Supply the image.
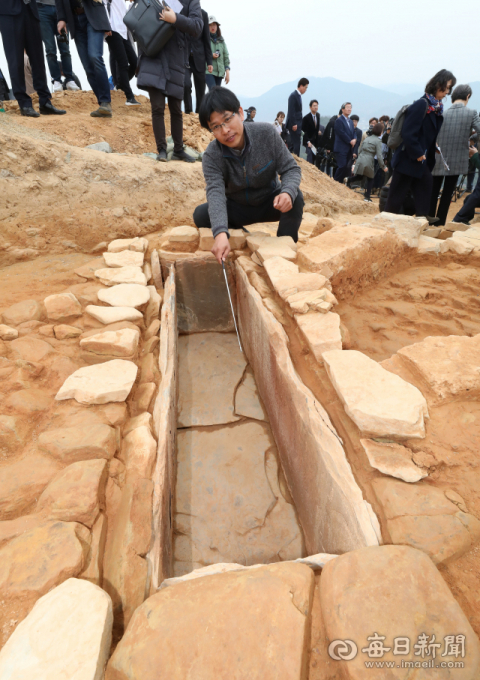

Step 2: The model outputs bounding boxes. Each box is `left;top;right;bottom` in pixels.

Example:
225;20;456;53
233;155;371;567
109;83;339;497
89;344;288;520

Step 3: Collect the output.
210;112;236;134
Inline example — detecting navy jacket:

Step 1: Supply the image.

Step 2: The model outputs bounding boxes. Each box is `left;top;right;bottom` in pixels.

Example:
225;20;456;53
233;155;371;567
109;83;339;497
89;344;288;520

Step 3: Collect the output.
353;127;362;156
334;115;356;156
55;0;111;38
286;90;302;131
392;95;443;179
0;0;40;19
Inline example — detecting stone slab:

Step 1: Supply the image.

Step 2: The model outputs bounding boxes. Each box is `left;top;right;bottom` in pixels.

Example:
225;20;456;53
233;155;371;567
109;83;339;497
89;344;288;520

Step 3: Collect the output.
296;312;343;363
235;365;269;421
103;251;144;268
80;328;140;358
1;300;43;326
54;324;82;340
168;226;199;243
108;237;148;253
44;292;82;323
38;423;117;463
56;360;138;405
95;267;147;287
360;439;428;483
417;235;441;254
257;244;297;263
97;284;150;308
85;305;143;324
323;349;428;438
374;211;427;246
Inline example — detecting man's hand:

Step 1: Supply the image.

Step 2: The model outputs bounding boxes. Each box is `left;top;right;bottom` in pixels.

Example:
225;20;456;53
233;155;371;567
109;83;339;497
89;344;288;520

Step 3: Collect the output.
105;31;112;37
350;139;356;147
292;125;297;132
353;154;357;159
273;193;293;213
307;141;312;148
208;65;213;73
160;7;176;23
224;70;230;85
212;233;230;265
384;167;388;172
417;155;426;162
57;20;67;34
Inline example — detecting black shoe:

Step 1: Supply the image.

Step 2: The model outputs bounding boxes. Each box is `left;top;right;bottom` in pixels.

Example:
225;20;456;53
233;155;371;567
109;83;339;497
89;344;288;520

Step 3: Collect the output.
39;101;66;115
125;97;141;106
172;150;195;163
426;216;440;225
20;106;40;118
156;149;168;162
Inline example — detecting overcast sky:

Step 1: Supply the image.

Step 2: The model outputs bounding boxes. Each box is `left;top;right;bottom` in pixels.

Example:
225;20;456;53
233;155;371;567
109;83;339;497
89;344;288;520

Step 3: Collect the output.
0;0;476;101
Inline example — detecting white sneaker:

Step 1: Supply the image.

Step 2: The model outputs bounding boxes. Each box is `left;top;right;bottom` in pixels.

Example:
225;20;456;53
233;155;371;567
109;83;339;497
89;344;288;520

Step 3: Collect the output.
53;81;63;93
66;81;80;91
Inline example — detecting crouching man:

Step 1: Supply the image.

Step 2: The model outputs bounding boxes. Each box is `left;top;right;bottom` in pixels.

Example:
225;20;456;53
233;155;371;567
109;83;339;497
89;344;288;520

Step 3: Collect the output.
194;87;304;264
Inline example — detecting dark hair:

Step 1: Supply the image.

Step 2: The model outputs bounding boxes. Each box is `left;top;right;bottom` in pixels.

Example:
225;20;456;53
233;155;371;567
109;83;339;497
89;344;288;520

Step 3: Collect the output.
372;122;384;136
246;106;256;112
425;69;457;96
369;117;378;124
309;99;318;108
199;86;241;130
350;114;360;122
298;78;309;88
276;111;285;119
210;22;222;38
379;115;390;122
452;84;473;103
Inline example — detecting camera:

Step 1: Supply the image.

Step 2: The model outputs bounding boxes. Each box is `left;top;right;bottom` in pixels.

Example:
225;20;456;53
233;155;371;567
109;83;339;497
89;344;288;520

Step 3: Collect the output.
58;29;69;45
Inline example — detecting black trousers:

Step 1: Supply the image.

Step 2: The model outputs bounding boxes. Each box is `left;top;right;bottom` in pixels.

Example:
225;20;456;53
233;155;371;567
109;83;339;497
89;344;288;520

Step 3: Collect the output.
385;167;433;217
106;32;136;100
453;180;480;224
288;129;301;156
334;150;353;183
429;174;459;226
193;189;304;242
184;56;206;114
364;176;374;200
0;75;9;101
0;3;51;108
149;88;183;153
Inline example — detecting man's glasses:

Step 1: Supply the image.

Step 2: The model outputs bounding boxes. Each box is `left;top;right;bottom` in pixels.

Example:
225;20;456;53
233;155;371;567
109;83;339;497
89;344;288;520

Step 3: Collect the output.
210;112;236;134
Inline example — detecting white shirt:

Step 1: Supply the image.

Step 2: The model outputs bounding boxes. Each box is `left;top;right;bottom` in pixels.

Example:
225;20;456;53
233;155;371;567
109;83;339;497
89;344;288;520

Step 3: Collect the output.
104;0;128;40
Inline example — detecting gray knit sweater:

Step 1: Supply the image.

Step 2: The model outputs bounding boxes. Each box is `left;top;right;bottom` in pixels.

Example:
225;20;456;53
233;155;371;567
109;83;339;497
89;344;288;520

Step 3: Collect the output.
201;122;302;238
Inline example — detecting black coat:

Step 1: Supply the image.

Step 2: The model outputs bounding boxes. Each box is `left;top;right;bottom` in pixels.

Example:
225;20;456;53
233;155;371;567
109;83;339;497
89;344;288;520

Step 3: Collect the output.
392;95;443;179
0;0;39;19
286;90;302;131
302;111;321;148
137;0;203;100
321;115;337;151
55;0;111;38
187;8;212;73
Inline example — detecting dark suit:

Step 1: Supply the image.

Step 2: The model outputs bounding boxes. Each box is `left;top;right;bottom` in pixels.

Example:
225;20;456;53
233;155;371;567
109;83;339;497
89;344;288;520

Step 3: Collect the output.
386;96;443;216
352;127;362;157
333;115;356;183
0;0;51;109
302;111;321;165
286;90;303;156
184;8;212;114
55;0;111;39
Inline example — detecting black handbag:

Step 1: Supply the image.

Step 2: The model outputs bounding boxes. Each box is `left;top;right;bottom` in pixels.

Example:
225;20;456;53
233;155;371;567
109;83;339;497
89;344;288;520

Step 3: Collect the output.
123;0;176;58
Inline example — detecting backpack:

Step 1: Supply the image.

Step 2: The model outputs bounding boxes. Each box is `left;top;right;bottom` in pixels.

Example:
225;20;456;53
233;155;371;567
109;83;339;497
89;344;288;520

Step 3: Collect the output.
388;100;428;150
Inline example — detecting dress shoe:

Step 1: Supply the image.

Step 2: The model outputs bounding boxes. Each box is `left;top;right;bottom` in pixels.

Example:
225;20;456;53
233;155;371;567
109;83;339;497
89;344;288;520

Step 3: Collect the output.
156;149;168;162
20;107;40;118
172;149;195;163
39;101;66;115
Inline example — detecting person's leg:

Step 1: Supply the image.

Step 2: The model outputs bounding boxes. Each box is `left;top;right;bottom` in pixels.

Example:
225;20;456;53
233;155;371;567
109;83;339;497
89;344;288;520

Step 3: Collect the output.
193;68;206;113
184;68;193;115
205;73;216;91
56;27;75;83
410;168;433;217
334;159;347;183
74;15;99;100
37;4;62;83
453;180;480;223
86;19;111;104
123;39;137;81
0;13;32;108
214;76;222;87
149;88;167;153
384;169;413;214
105;32;134;100
466;170;475;192
306;147;314;164
24;5;51;106
256;189;304;242
364;177;374;200
436;175;458;226
291;131;301;156
168;96;184;153
429;175;443;219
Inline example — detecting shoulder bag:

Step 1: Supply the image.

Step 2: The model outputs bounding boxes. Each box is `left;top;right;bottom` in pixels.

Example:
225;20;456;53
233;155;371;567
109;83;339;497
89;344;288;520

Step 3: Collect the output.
124;0;176;58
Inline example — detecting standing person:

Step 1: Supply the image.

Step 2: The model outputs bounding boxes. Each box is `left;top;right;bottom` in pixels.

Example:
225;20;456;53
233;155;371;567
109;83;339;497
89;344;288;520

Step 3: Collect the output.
104;0;140;106
184;8;213;114
351;114;362;158
245;106;256;123
353;122;387;202
56;0;113;117
362;117;378;143
0;0;66;117
302;99;321;165
385;69;456;217
430;84;480;226
193;87;304;264
37;0;79;93
205;16;230;91
274;111;288;145
286;77;309;156
452;146;480;225
320;113;337;175
333;102;356;183
136;0;203;163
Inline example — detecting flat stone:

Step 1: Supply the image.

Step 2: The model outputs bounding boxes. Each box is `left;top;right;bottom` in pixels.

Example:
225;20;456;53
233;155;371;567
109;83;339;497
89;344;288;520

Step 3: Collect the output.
106;562;314;680
198;227;214;251
360;439;428;483
0;324;18;340
269;272;329;301
1;300;43;326
44;292;82;323
374;212;427;246
95;266;147;287
145;319;161;340
0;454;60;520
246;233;272;251
296;312;343;363
85;305;143;325
38;423;117;463
123;412;154;437
54;324;82;340
448;237;475;254
145;285;162;327
119;425;157;481
257;243;297;263
174;421;304;573
234;365;268;421
445;221;469;232
97;283;150;308
320;545;480;678
394;334;480;404
229;228;247;249
177;332;247;427
56;360;138;405
0;522;87;648
103;251;144;268
323;349;428;438
131;382;156;414
36;459;108;527
9;336;54;362
417;234;441;254
0;578;113;680
74;258;106;281
168;226;199;243
80;328;140;358
108;237;148;253
262;255;298;283
6;388;51;413
287;289;334;314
